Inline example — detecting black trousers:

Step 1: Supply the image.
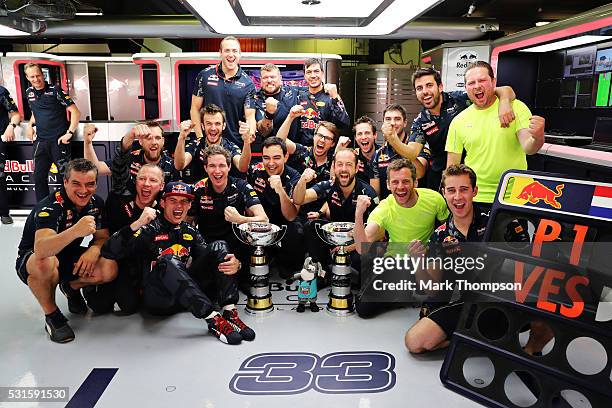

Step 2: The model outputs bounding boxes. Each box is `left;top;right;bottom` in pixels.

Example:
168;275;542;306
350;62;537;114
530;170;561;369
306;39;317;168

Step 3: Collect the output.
33;138;71;202
304;218;362;284
144;240;238;318
0;139;8;216
271;218;306;274
83;260;142;315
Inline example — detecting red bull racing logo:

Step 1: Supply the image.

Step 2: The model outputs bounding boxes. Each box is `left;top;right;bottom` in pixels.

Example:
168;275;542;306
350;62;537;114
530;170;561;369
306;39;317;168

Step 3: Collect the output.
301;108;320;130
516;181;564;209
159;244;190;259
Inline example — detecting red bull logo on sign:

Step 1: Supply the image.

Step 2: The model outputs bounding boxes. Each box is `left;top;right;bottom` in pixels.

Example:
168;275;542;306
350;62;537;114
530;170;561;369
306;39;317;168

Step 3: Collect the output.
516;181;564;209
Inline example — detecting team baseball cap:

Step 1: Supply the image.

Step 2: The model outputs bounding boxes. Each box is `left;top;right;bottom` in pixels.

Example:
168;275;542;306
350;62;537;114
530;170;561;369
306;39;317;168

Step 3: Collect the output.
162;181;194;200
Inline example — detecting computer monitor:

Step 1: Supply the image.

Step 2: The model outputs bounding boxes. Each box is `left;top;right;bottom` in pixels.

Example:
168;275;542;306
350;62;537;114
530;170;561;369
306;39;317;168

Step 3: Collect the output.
564;46;596;77
595;48;612;72
594;72;611;107
592;117;612;145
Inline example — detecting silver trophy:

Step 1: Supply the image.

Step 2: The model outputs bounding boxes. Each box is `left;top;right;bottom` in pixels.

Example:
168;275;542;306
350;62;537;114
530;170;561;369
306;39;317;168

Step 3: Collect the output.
233;222;286;315
316;221;355;316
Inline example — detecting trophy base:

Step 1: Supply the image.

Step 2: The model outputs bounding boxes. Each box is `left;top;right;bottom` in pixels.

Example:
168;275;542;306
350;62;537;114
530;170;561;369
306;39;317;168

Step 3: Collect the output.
245;295;274;315
326;295;354;316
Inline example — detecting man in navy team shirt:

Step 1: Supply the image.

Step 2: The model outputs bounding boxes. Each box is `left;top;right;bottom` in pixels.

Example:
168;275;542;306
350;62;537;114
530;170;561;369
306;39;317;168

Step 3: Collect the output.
24;63;81;202
190;36;256;148
0;85;21;224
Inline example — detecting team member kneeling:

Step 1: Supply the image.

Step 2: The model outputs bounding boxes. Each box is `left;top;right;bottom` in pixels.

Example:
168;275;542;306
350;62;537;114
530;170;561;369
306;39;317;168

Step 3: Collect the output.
16;158;116;343
100;181;254;345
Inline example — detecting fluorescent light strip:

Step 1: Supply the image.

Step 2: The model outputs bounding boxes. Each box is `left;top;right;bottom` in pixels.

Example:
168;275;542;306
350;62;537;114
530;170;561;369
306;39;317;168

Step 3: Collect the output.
184;0;441;36
520;35;612;53
240;0;377;18
0;24;31;36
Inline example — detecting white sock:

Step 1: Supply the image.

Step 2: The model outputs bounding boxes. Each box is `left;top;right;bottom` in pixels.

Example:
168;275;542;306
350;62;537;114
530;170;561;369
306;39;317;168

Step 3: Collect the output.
222;304;236;312
205;311;219;320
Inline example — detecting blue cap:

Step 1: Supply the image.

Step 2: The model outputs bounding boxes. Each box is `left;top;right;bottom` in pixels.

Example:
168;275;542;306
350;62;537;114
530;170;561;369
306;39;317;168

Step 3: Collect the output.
162;181;194;200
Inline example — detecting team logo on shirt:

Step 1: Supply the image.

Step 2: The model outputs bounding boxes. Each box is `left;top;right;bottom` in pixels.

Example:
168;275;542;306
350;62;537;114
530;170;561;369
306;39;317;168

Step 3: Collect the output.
154;234;169;241
44;91;54;96
200;195;213;205
183;234;193;241
425;125;440;136
38;211;50;217
315;101;326;107
331;191;342;207
254;177;267;192
28;92;35;98
235;82;246;88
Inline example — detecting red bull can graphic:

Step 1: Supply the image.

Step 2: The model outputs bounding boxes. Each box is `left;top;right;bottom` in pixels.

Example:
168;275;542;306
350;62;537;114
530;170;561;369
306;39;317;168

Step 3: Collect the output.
516;182;564;209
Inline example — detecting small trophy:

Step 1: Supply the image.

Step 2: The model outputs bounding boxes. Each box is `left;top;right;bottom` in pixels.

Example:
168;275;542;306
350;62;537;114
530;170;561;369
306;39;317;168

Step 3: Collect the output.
316;221;355;316
233;222;286;315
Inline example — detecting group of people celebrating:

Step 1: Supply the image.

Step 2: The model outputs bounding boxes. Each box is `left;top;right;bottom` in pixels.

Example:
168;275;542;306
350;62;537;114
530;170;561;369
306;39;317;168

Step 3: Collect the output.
9;36;549;353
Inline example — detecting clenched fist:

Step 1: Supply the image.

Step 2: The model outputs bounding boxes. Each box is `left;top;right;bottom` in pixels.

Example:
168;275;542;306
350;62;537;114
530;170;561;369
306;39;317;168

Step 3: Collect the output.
324;83;339;99
288;105;305;119
300;168;317;184
265;97;279;115
83;124;97;144
73;215;96;238
224;206;243;224
269;175;284;194
355;195;372;217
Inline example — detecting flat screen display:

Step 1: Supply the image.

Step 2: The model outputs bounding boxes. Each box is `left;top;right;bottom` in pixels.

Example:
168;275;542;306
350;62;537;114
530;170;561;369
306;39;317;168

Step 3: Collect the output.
595;48;612;72
564;46;596;77
593;117;612;144
594;72;611;107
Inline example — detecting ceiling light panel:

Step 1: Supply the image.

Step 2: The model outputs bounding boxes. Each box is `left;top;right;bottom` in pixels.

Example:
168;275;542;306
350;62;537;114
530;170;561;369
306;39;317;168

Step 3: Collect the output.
520;35;612;52
240;0;378;18
0;25;31;36
183;0;443;36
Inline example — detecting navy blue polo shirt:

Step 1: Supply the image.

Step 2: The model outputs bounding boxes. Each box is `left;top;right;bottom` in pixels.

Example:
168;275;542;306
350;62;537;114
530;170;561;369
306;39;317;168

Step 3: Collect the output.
247;162;300;224
295;89;350;146
26;83;74;140
189;176;260;241
251;85;304;142
372;134;432;199
192;64;256;147
0;86;18;132
355;145;378;183
311;178;378;222
409;91;470;172
183;137;242;182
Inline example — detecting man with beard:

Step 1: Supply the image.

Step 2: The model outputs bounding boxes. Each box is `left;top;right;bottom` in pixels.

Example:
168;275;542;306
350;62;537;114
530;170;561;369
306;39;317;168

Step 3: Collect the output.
251;63;304;155
446;61;545;209
24;63;81;202
82;162;165;315
293;148;378;284
190;36;256;147
293;58;350;146
15;159;115;343
0;86;21;224
371;104;431;199
174;104;251;182
353;115;379;183
393;67;516;191
100;181;254;345
84;121;179;194
190;144;268;290
354;158;448;318
277;111;340;214
247;137;304;275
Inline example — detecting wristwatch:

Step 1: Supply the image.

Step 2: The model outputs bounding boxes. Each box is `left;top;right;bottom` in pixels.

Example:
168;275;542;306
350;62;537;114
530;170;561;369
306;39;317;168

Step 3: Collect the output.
10;123;16;128
67;130;75;135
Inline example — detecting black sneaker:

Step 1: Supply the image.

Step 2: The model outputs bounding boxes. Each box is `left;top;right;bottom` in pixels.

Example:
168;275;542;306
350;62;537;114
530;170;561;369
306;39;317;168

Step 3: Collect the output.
1;215;13;224
309;302;319;312
207;314;242;345
223;308;256;341
59;282;88;315
296;303;306;313
45;310;75;343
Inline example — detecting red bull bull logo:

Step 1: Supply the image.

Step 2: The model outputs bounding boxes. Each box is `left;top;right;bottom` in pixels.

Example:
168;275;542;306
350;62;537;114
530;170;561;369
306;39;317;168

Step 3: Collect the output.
516;181;564;209
301;108;320;130
159;244;190;258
